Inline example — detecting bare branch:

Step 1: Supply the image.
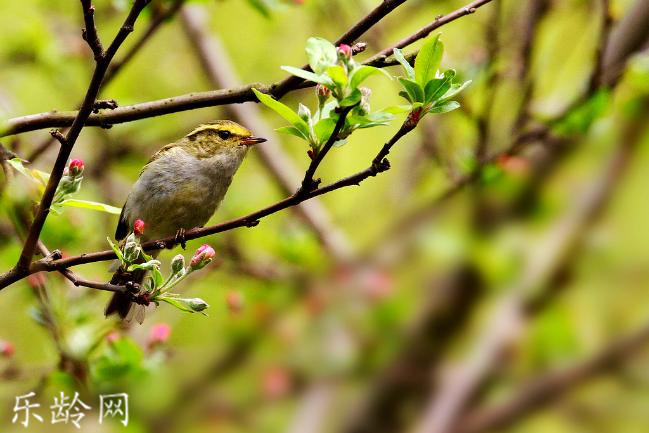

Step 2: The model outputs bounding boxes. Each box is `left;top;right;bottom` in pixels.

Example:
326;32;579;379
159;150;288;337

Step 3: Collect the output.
80;0;104;60
453;320;649;433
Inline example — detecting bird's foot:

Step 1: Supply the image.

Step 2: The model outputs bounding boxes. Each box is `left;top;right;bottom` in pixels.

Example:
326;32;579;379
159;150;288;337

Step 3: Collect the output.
174;228;187;250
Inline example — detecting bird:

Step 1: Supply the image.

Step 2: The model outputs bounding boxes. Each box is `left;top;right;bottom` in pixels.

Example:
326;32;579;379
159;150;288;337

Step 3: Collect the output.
105;120;266;319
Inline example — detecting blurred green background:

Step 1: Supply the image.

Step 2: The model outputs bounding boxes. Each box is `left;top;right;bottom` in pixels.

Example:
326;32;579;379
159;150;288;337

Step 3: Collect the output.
1;0;649;432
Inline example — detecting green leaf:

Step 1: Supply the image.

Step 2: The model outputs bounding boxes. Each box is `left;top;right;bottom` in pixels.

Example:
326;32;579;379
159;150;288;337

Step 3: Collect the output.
314;117;336;144
424;70;456;103
415;34;443;86
439;79;472;102
398;91;412;103
7;158;50;193
281;66;333;86
127;260;161;272
398;77;424;103
326;65;348;91
107;237;125;263
305;37;338;74
253;88;309;136
58;199;121;215
158;295;209;315
152;268;164;289
347;111;394;129
429;100;460;114
340;88;362;107
382;104;422;114
393;48;415;79
349;65;392;89
276;126;308;140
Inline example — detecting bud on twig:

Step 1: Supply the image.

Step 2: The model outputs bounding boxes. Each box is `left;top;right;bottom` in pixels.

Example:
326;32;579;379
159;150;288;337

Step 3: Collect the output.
337;44;353;61
68;159;84;177
171;254;185;275
148;323;171;346
0;341;15;357
133;219;145;237
226;291;244;314
190;244;215;270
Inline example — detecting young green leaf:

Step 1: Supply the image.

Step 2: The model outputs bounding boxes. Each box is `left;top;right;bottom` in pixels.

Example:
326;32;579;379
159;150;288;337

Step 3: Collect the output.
326;65;348;91
439;80;472;102
253;88;310;136
276;126;309;140
339;88;362;107
429;100;460;114
415;34;443;87
393;48;415;80
349;65;391;89
305;37;338;74
314;117;336;144
398;77;424;103
281;66;333;86
58;199;121;215
107;237;126;264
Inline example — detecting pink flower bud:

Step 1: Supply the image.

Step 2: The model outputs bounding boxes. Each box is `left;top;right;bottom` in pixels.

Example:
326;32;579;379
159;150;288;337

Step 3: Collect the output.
226;291;244;314
133;219;145;236
106;331;121;344
262;367;292;399
337;44;352;61
0;341;15;357
190;244;216;270
68;158;84;176
316;84;331;99
149;323;171;345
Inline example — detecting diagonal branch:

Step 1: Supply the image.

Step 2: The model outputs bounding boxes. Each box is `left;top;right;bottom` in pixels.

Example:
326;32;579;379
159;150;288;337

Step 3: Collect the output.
2;118;419;286
8;0;151;281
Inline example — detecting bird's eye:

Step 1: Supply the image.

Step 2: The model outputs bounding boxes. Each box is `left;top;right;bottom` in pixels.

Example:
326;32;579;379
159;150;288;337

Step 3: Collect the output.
217;130;231;140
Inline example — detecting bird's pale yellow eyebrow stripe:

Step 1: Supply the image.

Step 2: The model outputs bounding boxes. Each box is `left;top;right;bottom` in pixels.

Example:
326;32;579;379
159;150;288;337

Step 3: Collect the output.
186;123;250;137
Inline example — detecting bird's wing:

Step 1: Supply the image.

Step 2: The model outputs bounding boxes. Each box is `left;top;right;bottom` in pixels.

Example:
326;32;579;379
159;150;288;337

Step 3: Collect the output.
139;142;178;175
115;204;129;241
115;142;179;240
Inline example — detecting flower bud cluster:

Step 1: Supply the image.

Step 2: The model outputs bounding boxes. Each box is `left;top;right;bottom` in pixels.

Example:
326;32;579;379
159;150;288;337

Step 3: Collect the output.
56;159;84;200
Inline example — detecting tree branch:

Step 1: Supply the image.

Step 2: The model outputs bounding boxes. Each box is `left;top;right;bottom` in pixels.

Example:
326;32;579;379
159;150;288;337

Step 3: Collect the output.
1;119;418;287
453;319;649;433
298;104;355;194
2;0;496;137
80;0;104;60
7;0;150;281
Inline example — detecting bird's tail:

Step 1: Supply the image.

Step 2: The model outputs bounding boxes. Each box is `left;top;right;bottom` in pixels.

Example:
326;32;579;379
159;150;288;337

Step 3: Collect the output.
104;269;144;319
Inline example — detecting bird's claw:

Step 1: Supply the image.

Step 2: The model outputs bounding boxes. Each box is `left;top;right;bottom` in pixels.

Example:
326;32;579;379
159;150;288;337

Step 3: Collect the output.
174;228;187;250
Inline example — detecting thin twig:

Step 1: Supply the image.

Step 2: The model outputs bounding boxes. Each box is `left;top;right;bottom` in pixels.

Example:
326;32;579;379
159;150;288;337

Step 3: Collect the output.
298;105;355;195
80;0;104;60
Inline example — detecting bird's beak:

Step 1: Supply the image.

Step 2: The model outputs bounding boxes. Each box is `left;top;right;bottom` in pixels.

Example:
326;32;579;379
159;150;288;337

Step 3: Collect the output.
241;136;267;146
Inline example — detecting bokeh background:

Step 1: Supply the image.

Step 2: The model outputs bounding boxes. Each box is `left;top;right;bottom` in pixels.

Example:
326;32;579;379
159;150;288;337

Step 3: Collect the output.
1;0;649;432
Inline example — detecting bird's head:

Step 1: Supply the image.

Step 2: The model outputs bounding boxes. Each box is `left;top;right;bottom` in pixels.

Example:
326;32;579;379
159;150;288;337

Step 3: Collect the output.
183;120;266;159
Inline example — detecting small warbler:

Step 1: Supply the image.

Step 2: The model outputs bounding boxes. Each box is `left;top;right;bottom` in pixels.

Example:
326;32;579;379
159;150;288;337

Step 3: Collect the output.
105;120;266;318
